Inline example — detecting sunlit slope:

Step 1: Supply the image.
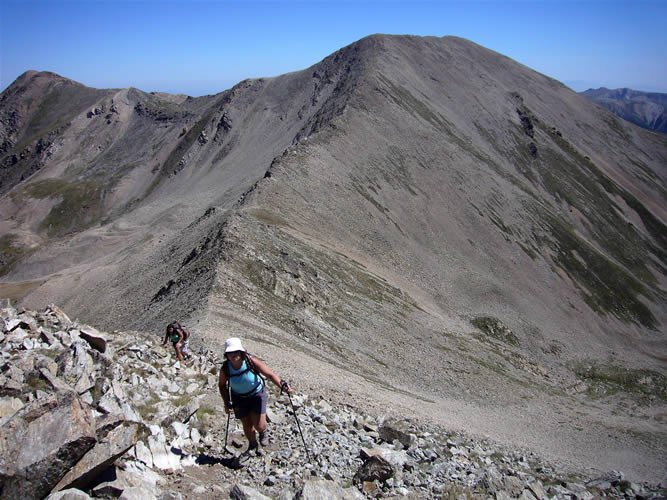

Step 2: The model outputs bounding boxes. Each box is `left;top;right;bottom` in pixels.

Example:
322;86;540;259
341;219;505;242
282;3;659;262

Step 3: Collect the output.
205;35;666;376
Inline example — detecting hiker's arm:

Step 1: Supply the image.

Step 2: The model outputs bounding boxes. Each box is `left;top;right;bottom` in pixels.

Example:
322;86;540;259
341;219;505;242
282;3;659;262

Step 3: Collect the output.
253;357;292;393
218;369;232;411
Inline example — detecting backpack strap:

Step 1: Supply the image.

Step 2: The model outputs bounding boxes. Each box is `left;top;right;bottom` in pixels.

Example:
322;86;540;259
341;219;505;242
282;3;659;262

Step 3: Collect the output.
223;354;265;397
223;353;260;375
245;354;261;376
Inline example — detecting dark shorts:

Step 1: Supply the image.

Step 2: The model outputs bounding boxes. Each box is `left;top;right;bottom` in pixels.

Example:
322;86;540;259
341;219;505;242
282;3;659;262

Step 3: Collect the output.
231;387;268;419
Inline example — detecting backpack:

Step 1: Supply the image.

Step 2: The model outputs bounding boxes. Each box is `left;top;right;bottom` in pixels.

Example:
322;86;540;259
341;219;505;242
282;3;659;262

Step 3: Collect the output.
170;321;190;341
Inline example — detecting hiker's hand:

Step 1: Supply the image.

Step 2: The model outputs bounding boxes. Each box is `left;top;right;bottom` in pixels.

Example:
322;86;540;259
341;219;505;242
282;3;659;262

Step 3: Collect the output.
224;402;233;414
280;379;292;393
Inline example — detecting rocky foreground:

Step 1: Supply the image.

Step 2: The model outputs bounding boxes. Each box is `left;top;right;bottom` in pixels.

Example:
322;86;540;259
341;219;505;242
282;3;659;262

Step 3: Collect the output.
0;304;664;499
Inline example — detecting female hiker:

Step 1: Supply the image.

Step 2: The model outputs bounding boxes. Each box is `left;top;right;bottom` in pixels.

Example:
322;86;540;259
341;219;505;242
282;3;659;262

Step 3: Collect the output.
218;337;291;454
162;321;190;362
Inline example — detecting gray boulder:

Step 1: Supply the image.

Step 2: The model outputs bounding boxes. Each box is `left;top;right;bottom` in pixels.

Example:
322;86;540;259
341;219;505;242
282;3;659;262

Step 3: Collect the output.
78;325;109;354
378;418;415;448
230;483;272;499
91;461;163;498
353;455;395;485
0;391;96;499
52;421;149;492
0;396;23;424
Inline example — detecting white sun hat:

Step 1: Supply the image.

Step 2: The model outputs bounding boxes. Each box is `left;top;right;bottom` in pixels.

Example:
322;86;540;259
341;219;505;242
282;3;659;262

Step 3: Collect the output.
224;337;246;353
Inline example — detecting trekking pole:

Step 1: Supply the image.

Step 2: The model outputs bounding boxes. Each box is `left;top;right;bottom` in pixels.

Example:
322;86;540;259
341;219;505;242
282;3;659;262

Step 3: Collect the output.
223;411;231;454
223;376;232;455
281;381;311;460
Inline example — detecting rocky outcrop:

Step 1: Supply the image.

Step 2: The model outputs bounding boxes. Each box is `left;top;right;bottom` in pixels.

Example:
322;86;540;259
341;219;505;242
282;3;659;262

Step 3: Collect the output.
0;390;96;499
1;304;665;499
0;303;202;499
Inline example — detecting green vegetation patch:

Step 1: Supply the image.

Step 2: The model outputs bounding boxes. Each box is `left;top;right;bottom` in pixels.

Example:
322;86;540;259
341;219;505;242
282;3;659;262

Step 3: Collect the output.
25;178;105;236
507;104;664;309
542;213;657;329
0;234;30;276
573;362;667;400
171;394;193;407
25;372;51;391
136;394;161;420
505;110;664;328
539;119;664;281
196;406;216;419
471;316;520;346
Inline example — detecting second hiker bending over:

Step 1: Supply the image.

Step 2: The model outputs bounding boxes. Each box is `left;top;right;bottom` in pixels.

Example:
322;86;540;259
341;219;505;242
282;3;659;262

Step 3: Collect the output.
162;321;190;362
218;337;291;454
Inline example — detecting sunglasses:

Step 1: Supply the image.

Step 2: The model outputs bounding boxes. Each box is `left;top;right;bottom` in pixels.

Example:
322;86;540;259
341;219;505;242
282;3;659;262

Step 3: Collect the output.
226;351;243;357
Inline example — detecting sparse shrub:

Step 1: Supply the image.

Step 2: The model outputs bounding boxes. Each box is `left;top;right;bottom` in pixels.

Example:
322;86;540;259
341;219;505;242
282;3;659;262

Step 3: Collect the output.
25;372;50;391
171;394;193;407
0;234;29;276
196;405;215;417
136;393;161;419
472;316;520;346
573;362;667;400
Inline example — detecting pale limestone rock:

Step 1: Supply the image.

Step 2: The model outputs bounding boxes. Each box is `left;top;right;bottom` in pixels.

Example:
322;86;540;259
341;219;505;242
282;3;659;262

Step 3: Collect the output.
171;421;188;437
118;486;157;499
134;440;154;467
46;488;93;499
0;396;24;423
360;446;411;469
300;479;346;499
190;427;201;444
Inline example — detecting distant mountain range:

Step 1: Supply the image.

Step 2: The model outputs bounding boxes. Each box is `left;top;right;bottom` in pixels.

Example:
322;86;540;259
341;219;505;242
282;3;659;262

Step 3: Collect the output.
580;87;667;134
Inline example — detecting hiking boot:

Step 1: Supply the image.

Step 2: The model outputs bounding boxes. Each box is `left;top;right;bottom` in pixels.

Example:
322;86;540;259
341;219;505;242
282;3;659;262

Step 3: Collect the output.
238;442;258;463
259;430;269;447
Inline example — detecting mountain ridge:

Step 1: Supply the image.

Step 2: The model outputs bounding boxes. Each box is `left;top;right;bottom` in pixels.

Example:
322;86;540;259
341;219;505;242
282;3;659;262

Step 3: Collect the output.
0;34;665;482
581;87;667;134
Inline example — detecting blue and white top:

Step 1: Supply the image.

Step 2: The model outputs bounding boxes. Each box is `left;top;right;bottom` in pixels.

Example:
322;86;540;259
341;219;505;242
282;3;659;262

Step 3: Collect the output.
228;359;264;397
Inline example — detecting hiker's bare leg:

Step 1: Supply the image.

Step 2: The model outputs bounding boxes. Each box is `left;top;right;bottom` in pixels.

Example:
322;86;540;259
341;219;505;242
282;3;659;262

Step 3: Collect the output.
174;342;184;362
251;411;267;433
240;415;257;445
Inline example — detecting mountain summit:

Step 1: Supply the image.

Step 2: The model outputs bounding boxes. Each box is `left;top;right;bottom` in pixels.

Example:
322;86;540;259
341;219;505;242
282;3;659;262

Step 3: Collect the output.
1;35;665;480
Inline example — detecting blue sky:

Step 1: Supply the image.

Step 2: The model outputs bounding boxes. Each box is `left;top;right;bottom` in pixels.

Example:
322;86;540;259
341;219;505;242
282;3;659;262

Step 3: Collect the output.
1;0;666;96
